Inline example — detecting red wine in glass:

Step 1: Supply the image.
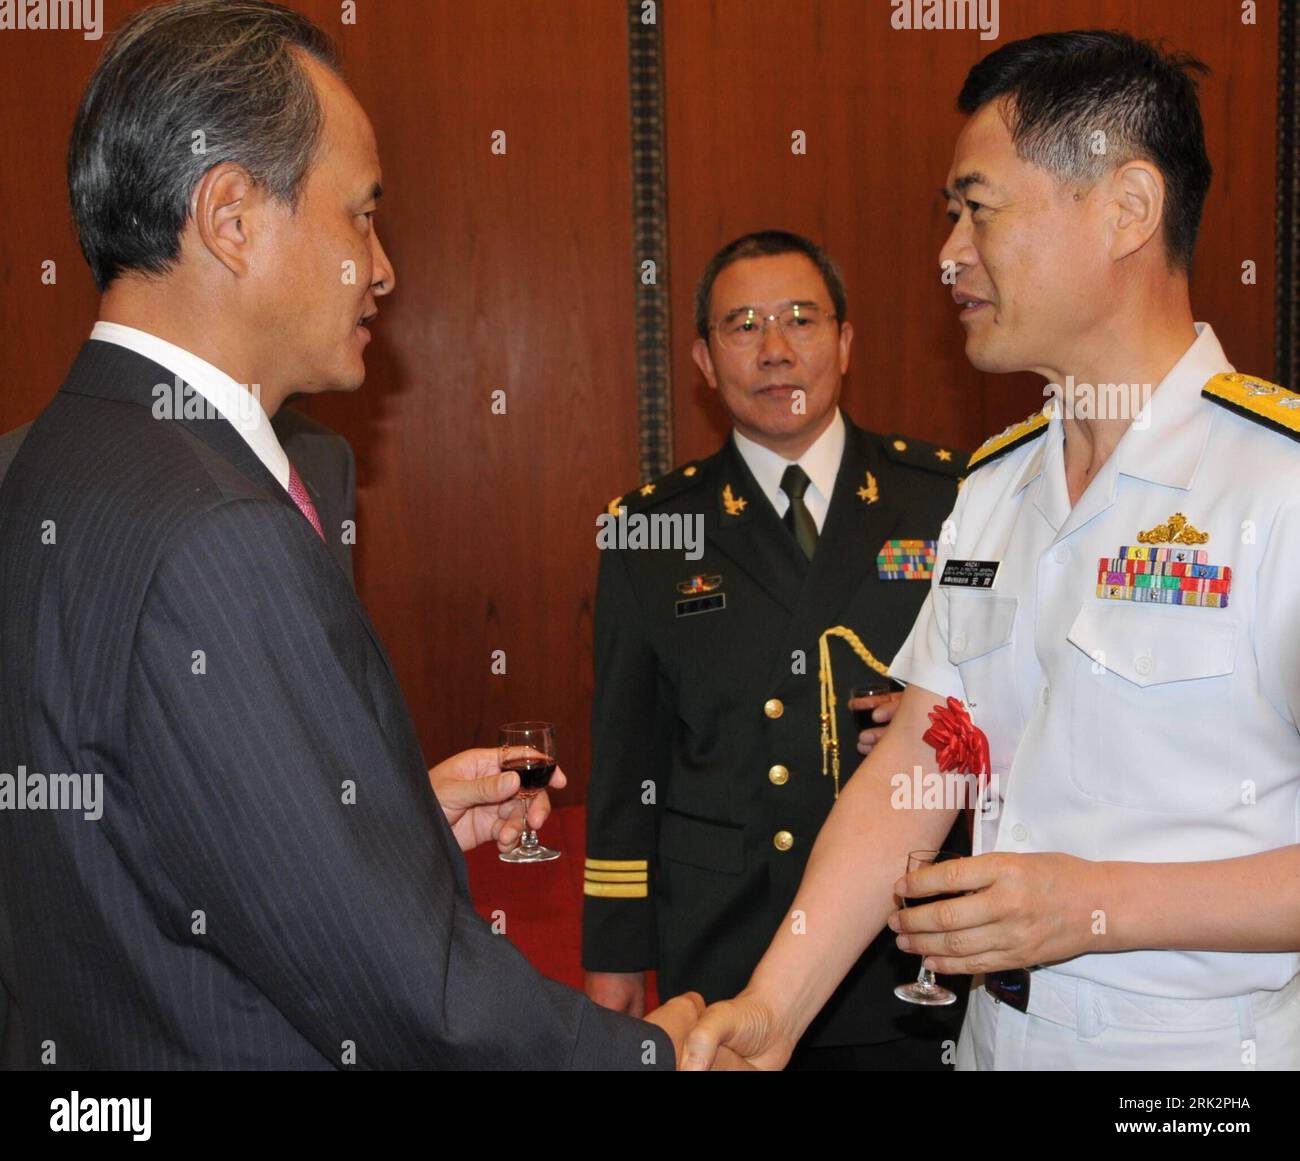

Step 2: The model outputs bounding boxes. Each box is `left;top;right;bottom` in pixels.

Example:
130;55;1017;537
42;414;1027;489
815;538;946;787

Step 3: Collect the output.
893;849;962;1006
498;721;561;863
501;756;556;793
851;679;899;731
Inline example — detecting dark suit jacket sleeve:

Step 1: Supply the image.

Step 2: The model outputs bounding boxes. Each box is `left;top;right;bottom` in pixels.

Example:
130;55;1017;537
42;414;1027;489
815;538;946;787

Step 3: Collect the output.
127;498;671;1070
582;544;666;973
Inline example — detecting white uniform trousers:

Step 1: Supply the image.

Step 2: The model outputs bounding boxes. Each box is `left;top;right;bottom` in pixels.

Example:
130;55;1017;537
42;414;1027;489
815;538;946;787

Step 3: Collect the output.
955;969;1300;1070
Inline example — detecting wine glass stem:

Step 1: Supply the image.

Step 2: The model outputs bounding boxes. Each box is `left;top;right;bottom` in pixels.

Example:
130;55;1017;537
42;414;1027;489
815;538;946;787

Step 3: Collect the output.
917;964;936;989
519;794;537;848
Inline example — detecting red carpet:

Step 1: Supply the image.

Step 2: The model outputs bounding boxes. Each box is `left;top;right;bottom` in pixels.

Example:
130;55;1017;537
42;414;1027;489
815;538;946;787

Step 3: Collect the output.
465;804;659;1008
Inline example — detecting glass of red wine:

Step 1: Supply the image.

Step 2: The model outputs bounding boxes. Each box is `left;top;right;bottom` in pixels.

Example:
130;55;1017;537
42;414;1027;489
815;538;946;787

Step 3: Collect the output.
851;679;898;732
497;721;561;864
894;849;962;1006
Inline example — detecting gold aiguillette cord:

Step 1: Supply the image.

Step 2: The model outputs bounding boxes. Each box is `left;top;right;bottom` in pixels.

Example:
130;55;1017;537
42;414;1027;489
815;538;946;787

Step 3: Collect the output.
818;626;891;799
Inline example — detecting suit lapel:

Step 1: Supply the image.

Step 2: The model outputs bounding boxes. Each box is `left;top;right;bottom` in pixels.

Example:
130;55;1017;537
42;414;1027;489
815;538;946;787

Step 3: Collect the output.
62;341;395;679
705;436;807;616
62;341;303;522
770;420;903;680
172;405;394;679
175;410;302;518
287;444;351;580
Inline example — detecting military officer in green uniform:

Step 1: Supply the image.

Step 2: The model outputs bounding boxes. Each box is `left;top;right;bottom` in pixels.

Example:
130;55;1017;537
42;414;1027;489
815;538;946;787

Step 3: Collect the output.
583;231;969;1069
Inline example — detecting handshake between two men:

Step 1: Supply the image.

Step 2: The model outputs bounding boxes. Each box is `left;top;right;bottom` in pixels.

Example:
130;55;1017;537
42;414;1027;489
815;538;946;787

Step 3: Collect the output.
429;745;767;1070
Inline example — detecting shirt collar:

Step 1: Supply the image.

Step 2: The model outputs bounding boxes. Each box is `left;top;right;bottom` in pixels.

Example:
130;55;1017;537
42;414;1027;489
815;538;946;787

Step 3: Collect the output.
89;320;290;492
1114;321;1230;489
1010;418;1053;496
732;408;846;509
1012;321;1230;497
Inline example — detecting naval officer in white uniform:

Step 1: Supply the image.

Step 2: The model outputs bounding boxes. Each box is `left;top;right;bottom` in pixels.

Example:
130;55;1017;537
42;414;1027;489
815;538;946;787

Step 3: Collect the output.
677;29;1300;1072
900;318;1300;1070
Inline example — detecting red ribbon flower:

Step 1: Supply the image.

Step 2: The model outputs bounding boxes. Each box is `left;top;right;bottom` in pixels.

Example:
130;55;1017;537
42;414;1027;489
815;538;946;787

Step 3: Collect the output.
922;697;990;785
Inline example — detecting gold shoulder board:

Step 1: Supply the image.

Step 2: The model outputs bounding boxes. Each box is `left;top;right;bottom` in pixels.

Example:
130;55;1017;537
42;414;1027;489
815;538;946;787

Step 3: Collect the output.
1202;372;1300;443
966;408;1051;472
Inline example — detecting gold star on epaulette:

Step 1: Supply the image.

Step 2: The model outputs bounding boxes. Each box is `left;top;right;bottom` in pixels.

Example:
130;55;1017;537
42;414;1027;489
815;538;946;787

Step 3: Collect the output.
606;462;703;518
935;448;952;462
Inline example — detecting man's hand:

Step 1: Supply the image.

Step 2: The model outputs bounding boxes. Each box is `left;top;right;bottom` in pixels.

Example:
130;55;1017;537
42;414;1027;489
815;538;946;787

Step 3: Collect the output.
643;992;756;1071
585;970;647;1017
849;690;902;755
644;991;703;1068
888;851;1109;974
427;748;566;854
676;992;796;1071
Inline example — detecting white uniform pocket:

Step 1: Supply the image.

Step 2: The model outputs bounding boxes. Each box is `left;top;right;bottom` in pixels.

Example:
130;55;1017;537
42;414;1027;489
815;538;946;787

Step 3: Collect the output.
1066;602;1238;812
947;592;1018;665
945;591;1021;752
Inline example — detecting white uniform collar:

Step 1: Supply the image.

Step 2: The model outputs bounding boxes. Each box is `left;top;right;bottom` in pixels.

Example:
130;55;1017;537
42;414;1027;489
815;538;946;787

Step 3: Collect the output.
1116;321;1231;489
732;407;846;515
89;320;291;492
1012;321;1231;500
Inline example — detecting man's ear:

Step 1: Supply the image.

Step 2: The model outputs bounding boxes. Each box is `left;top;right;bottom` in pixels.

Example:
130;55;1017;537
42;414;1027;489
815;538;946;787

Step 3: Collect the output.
837;320;854;375
1108;160;1165;262
691;336;719;389
191;163;262;278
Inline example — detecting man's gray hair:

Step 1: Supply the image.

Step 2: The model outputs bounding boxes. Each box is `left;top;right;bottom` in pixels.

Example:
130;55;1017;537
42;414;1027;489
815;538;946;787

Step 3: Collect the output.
69;0;339;291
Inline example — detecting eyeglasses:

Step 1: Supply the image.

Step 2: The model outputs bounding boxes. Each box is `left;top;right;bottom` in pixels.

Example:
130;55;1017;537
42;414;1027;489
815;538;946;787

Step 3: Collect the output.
710;304;838;351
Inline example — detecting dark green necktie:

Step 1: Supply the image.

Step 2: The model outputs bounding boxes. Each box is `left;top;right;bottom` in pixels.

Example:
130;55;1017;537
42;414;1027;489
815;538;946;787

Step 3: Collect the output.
781;463;818;560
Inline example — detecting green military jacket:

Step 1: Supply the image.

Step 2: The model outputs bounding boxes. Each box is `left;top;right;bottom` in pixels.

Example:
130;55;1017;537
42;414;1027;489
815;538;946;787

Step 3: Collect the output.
583;413;970;1048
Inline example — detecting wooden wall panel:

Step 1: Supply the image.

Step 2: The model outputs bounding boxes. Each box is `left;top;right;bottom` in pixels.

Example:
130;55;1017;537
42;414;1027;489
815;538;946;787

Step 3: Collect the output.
0;27;105;433
294;0;640;800
0;0;1280;808
0;1;641;803
663;0;1279;463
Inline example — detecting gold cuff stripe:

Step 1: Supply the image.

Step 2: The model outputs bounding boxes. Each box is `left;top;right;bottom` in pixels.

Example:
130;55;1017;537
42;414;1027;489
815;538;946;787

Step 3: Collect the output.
584;858;648;871
584;881;649;899
584;870;648;883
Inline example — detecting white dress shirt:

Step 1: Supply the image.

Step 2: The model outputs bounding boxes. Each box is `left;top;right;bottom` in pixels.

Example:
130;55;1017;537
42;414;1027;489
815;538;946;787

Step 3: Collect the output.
732;407;845;533
89;320;291;492
891;323;1300;1004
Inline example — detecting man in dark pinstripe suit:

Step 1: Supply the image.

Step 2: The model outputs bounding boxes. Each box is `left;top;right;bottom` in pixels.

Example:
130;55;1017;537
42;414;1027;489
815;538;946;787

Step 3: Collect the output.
0;403;357;1060
0;406;357;584
0;0;706;1070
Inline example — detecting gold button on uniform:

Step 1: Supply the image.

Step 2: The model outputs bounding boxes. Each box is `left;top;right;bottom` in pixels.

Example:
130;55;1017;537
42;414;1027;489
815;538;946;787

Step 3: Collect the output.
763;698;784;719
773;830;794;852
768;764;789;786
892;439;908;452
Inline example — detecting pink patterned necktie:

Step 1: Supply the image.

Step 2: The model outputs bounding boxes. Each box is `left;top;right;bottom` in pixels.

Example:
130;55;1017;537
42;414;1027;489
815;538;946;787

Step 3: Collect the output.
287;463;326;542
